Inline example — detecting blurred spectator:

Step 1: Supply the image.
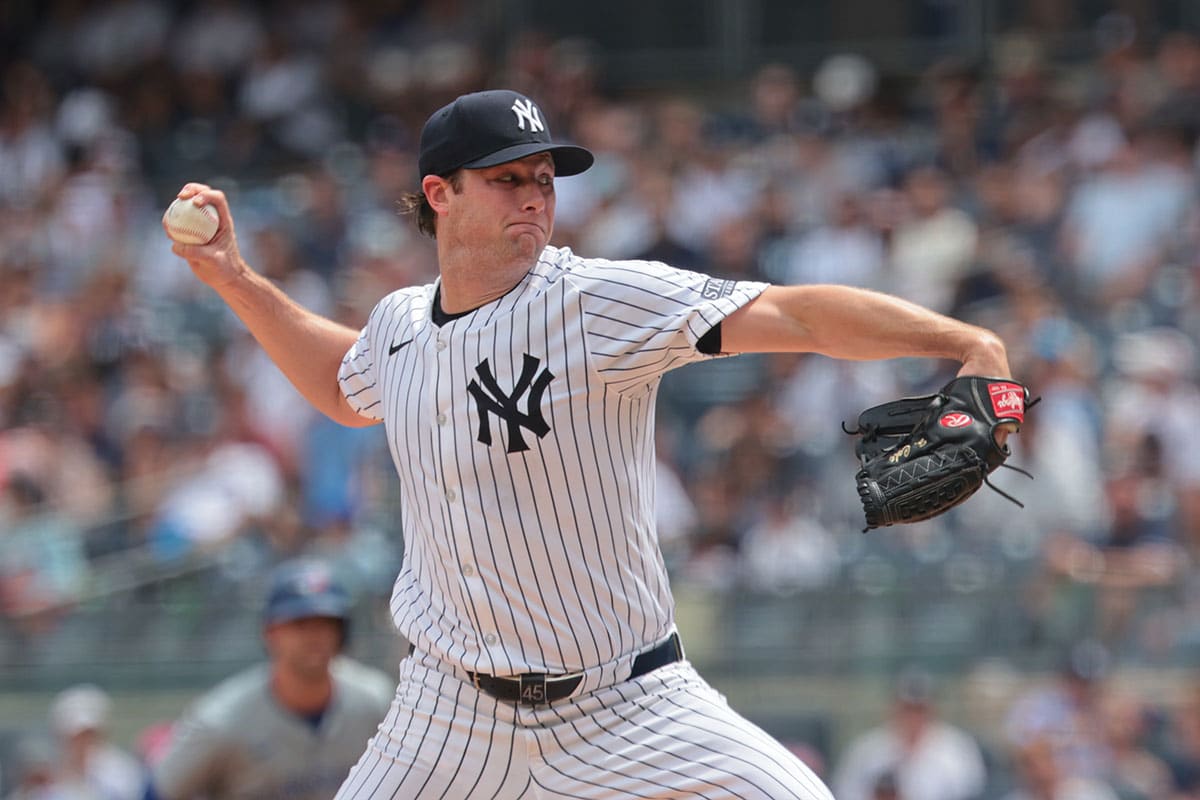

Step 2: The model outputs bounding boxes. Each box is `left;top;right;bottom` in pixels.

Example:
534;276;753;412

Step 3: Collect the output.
1015;327;1193;646
1058;131;1195;321
297;413;381;531
1158;681;1200;798
0;473;89;635
831;668;987;800
1001;734;1119;800
170;0;263;77
739;487;840;594
4;735;69;800
49;684;144;800
1095;688;1173;800
1036;456;1187;644
74;0;169;80
1150;31;1200;142
145;438;285;563
580;159;698;264
1106;328;1200;550
710;62;811;144
0;62;64;209
653;97;762;252
1014;316;1106;539
1004;640;1112;781
889;164;979;314
771;190;887;289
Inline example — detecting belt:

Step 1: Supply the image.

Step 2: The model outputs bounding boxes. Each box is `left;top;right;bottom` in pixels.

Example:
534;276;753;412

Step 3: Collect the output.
466;632;683;706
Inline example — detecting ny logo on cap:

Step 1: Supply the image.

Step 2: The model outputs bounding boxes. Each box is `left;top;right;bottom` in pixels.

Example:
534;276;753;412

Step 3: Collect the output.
511;98;545;133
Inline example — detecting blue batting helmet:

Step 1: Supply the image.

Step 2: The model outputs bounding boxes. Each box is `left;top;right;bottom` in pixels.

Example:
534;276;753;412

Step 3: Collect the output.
263;558;351;626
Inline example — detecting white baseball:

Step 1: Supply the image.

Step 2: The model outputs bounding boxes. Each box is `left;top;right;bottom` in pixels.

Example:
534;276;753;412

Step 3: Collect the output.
163;198;219;245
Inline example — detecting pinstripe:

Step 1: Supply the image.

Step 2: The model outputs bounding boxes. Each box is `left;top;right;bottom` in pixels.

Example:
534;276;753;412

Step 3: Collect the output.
551;289;617;656
578;289;691;318
603;686;783;799
533;295;606;661
466;423;535;670
405;678;465;798
638;680;829;799
468;315;545;671
508;310;578;666
337;660;549;799
448;689;496;799
529;664;826;800
539;702;729;799
596;386;648;644
334;246;832;798
585;382;638;653
435;325;496;666
612;389;656;643
339;670;427;799
574;304;639;656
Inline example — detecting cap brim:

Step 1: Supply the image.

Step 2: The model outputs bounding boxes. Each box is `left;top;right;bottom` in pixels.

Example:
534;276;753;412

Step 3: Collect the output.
463;143;594;177
265;598;349;624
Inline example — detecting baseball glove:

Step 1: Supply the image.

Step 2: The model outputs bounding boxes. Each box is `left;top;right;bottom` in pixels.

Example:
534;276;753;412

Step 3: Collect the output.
846;376;1034;531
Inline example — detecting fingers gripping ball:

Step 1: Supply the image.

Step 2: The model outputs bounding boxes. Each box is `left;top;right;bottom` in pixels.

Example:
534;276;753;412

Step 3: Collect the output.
847;376;1034;530
163;197;219;245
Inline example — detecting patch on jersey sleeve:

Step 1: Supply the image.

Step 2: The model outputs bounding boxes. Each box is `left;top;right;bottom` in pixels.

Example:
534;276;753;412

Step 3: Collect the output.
701;279;736;301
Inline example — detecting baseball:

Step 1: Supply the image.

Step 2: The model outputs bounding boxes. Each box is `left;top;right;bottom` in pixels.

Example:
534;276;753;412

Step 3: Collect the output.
163;197;219;245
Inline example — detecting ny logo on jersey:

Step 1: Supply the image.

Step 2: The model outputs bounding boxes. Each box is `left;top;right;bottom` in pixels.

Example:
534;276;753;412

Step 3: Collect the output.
467;354;554;453
511;98;545;133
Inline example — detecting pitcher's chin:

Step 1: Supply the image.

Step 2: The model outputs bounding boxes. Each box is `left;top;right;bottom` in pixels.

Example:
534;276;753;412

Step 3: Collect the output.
509;228;546;260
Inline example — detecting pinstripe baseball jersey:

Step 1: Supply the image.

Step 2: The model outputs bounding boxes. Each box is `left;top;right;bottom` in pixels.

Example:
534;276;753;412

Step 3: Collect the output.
337;245;765;677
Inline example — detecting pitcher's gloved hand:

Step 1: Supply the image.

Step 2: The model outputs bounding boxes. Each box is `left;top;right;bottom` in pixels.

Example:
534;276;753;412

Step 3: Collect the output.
847;376;1034;531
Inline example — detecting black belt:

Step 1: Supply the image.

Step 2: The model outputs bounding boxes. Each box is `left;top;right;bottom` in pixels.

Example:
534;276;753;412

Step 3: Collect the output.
466;633;683;706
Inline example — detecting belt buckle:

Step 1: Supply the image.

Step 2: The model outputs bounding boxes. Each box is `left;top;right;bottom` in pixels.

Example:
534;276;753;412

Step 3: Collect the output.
517;673;548;705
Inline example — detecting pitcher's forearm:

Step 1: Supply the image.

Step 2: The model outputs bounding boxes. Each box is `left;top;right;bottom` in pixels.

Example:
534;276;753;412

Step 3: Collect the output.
164;183;374;428
216;266;372;427
723;285;1011;377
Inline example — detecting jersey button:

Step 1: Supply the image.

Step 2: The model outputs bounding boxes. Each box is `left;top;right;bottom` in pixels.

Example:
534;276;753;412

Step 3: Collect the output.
484;634;497;646
446;489;457;502
436;340;447;351
436;413;447;425
462;564;475;576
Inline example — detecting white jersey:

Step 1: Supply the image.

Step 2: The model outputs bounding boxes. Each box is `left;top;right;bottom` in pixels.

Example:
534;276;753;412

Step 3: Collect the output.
338;245;765;677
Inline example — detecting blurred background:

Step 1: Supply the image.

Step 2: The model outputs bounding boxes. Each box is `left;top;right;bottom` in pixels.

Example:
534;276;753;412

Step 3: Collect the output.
4;0;1200;798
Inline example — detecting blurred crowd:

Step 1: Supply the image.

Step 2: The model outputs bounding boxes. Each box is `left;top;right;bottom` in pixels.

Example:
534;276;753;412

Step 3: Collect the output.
3;0;1200;798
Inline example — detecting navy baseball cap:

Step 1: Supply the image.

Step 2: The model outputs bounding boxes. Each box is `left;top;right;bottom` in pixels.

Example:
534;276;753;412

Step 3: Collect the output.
418;90;594;179
263;559;351;625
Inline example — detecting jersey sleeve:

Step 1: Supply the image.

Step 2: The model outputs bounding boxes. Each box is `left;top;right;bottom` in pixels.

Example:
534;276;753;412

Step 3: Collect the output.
337;312;384;422
148;713;232;800
574;258;767;389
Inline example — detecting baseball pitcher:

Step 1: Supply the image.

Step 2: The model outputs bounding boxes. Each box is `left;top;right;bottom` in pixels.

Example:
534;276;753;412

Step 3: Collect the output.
166;89;1020;799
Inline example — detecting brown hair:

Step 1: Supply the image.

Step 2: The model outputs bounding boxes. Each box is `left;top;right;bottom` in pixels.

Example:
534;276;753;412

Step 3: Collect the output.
399;171;462;239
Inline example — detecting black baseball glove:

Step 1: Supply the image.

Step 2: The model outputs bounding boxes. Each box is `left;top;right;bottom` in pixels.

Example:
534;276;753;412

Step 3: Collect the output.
846;376;1034;531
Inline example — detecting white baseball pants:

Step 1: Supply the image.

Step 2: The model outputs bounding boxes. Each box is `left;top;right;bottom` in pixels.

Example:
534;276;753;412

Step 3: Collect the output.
335;656;833;799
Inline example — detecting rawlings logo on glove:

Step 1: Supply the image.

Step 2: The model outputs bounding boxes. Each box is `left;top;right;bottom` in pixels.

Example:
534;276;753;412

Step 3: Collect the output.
845;376;1035;531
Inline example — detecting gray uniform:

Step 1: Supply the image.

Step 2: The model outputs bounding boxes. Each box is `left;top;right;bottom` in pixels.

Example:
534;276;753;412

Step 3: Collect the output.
151;657;393;800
